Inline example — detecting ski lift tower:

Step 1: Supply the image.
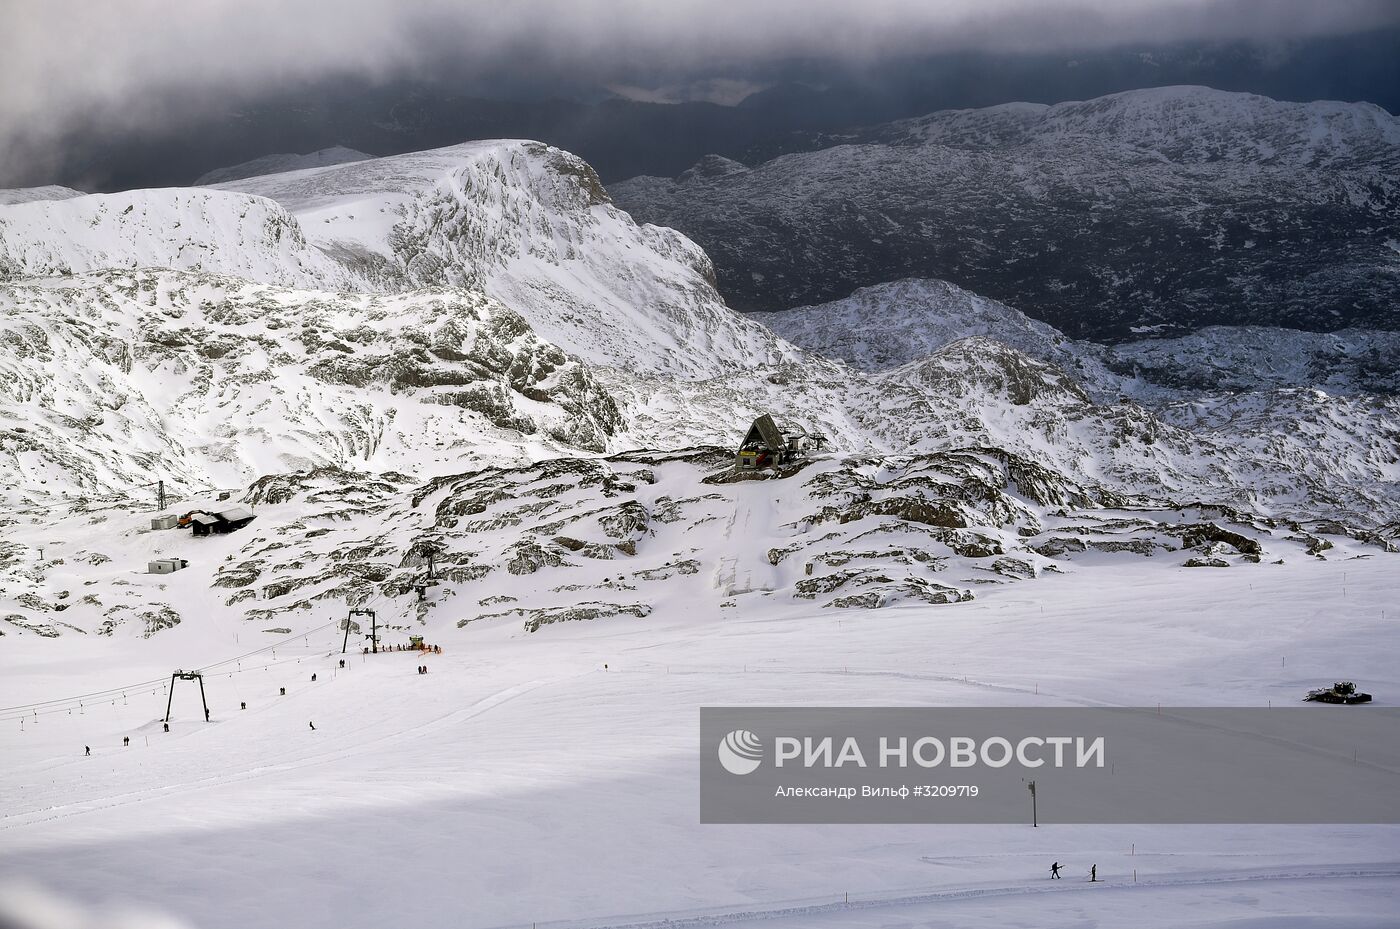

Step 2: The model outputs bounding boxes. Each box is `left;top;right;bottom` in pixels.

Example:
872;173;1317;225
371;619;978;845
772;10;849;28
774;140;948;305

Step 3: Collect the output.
164;670;210;723
139;479;168;512
342;608;379;654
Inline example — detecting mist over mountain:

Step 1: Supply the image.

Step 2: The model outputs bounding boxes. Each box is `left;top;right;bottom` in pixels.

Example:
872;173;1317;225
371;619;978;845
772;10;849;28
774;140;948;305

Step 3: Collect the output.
10;28;1398;193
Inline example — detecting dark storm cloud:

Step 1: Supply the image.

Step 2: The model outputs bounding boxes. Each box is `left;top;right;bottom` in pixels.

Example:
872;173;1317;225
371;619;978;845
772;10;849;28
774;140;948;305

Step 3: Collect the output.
2;0;1398;182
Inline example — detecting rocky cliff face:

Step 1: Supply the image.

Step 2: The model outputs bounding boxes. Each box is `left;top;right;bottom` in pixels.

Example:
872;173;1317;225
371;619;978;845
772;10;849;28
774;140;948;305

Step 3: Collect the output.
215;141;803;379
0;270;624;507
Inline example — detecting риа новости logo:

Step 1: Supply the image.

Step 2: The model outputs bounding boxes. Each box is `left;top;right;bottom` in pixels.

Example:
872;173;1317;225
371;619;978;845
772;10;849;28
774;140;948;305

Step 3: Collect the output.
718;729;764;775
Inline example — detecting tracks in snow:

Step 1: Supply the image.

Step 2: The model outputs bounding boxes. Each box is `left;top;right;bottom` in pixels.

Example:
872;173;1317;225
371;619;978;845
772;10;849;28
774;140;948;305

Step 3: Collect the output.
0;672;572;832
538;864;1400;929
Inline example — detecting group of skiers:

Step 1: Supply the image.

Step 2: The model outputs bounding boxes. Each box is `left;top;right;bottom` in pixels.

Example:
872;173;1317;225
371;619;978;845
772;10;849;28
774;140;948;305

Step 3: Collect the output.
416;664;429;674
362;643;443;655
1049;862;1098;881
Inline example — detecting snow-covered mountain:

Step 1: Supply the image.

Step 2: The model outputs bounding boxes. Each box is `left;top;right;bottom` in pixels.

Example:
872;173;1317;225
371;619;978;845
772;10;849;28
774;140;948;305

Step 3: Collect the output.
760;278;1400;397
2;137;1397;644
612;86;1400;339
210;141;799;378
193;146;372;186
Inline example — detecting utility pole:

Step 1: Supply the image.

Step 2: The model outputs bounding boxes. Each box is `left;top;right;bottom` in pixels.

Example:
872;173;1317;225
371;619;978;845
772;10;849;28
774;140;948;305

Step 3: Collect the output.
1028;780;1037;828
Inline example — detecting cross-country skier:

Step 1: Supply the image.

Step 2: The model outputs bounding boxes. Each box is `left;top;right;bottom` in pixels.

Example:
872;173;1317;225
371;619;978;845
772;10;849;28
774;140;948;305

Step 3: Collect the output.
84;746;90;756
1089;864;1098;882
309;721;316;731
1049;862;1062;879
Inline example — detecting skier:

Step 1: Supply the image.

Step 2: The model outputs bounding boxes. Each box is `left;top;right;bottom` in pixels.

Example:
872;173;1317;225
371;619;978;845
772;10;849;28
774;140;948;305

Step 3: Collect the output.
311;673;317;682
309;721;316;731
339;659;345;669
1089;864;1098;882
123;736;129;747
84;745;90;756
163;722;169;733
1049;862;1062;879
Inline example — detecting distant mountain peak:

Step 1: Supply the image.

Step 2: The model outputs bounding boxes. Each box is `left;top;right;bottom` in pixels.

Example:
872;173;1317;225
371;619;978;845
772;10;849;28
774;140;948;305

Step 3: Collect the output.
677;155;749;182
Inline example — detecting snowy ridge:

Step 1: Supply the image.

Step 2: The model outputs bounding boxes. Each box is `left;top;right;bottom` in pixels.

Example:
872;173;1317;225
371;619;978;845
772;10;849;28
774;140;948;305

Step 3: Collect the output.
758;278;1400;396
891;85;1400;169
0;185;85;206
755;279;1125;400
194;146;373;186
760;279;1068;373
0;189;355;288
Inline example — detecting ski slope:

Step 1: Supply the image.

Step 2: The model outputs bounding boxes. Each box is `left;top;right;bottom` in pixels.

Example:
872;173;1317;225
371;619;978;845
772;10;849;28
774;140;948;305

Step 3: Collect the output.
2;555;1397;929
712;484;782;596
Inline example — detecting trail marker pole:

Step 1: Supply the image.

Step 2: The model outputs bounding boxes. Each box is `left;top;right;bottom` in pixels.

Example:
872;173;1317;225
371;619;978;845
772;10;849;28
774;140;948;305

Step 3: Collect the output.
1028;780;1038;827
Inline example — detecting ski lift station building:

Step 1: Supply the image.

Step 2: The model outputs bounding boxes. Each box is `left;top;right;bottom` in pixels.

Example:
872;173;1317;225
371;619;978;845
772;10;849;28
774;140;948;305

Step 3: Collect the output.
185;506;257;537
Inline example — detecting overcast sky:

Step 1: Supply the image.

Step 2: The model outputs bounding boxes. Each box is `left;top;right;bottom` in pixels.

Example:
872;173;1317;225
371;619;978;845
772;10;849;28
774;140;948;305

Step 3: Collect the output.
2;0;1398;184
